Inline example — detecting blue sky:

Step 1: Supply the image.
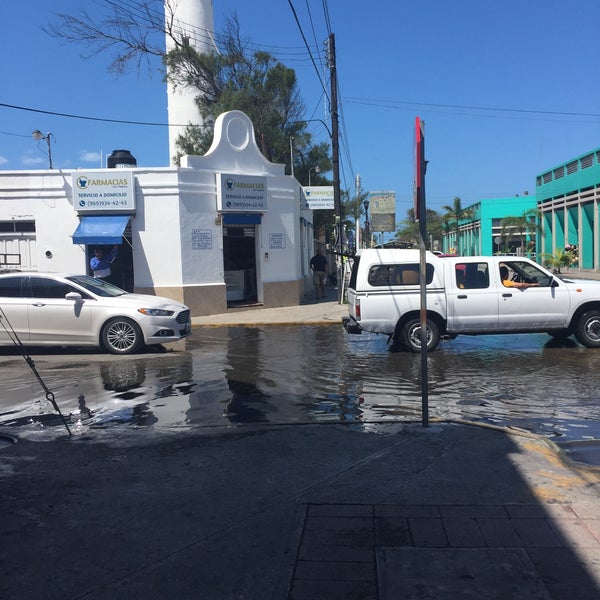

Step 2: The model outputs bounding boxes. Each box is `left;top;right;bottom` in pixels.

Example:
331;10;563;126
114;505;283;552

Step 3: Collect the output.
2;0;600;220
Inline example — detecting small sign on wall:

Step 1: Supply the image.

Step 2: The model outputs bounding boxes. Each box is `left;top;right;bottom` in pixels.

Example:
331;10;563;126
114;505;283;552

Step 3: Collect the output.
217;173;268;212
72;170;136;213
192;229;212;250
269;233;286;249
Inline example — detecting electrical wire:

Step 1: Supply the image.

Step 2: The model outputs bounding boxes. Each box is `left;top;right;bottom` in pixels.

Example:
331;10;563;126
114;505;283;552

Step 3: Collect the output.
287;0;330;104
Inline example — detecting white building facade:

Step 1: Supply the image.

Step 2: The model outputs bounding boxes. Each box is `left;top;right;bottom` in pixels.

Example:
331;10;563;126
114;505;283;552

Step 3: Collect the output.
0;111;314;316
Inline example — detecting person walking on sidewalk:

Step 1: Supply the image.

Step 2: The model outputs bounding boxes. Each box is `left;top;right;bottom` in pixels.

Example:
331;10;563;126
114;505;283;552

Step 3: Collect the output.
310;248;328;299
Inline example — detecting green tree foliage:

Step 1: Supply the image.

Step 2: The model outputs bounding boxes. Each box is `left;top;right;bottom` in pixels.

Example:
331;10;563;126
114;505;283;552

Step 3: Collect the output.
500;209;540;255
165;16;313;164
441;197;474;253
395;208;444;249
540;248;576;273
47;4;332;177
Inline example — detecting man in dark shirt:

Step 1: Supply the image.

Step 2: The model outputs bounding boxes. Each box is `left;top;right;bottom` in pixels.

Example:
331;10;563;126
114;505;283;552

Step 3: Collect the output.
309;249;328;299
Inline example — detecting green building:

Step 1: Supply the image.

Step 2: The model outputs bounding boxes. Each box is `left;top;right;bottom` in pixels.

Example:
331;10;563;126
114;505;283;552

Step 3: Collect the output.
536;147;600;270
443;146;600;268
443;196;538;257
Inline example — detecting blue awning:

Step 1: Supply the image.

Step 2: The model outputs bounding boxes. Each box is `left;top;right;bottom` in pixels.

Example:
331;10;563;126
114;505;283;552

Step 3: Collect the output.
72;215;130;245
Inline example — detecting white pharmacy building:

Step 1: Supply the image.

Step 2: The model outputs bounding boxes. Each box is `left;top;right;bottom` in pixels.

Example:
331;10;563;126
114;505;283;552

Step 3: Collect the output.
0;111;315;316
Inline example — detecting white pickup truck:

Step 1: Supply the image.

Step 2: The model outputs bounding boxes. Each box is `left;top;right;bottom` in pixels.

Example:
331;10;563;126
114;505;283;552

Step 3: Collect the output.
343;248;600;351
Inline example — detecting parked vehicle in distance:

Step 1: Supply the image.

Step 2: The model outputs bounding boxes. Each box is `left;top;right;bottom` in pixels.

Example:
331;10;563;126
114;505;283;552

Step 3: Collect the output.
0;272;192;354
343;249;600;352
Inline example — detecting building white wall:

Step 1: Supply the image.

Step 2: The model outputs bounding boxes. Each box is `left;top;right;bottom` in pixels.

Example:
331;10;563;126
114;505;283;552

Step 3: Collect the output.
0;111;313;315
0;170;87;273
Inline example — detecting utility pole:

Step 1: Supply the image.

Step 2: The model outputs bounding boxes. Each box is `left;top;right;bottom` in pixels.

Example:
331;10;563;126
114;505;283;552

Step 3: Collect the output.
327;33;343;302
355;174;361;250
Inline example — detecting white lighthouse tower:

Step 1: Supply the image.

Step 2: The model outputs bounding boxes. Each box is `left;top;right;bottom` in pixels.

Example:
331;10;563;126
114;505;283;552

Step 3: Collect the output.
165;0;215;165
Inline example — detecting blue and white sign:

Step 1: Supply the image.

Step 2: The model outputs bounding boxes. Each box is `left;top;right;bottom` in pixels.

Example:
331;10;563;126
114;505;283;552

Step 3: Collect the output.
72;170;136;213
217;173;268;212
302;186;334;210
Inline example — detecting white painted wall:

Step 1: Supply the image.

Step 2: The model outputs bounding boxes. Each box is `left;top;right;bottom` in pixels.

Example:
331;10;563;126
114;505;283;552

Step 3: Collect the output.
0;170;88;273
0;111;313;312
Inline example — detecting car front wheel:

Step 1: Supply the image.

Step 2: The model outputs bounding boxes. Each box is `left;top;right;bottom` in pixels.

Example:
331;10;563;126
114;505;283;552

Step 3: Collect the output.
575;310;600;348
102;317;143;354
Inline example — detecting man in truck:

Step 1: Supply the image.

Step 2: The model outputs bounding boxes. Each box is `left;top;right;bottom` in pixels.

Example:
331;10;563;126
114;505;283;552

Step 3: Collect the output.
500;264;539;289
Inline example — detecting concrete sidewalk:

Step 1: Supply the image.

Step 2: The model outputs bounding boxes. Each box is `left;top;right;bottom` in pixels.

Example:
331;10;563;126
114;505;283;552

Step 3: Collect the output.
2;421;600;599
192;298;348;327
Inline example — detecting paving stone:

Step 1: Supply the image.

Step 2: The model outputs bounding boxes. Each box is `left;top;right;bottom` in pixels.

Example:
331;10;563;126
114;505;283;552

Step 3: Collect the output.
550;519;600;548
442;516;486;547
477;517;523;547
578;518;600;544
506;505;548;519
374;516;411;546
299;543;373;563
289;578;377;600
377;547;551;599
304;516;373;531
294;559;375;582
308;504;374;517
526;546;600;595
408;517;449;547
300;527;375;547
439;504;508;519
511;518;563;547
374;504;440;518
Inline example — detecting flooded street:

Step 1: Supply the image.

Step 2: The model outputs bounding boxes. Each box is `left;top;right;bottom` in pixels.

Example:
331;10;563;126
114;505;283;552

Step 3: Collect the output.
2;325;600;457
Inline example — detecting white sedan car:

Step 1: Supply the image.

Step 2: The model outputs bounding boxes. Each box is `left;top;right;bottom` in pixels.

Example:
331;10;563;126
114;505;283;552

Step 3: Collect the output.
0;272;192;354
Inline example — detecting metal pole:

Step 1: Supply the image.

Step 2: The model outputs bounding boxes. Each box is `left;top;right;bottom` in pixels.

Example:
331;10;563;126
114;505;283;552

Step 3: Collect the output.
416;119;429;428
327;33;343;302
355;174;361;251
46;133;53;169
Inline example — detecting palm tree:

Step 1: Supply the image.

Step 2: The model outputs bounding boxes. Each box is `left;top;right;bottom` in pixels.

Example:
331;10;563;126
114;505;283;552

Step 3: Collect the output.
500;209;541;257
441;197;474;254
540;248;575;273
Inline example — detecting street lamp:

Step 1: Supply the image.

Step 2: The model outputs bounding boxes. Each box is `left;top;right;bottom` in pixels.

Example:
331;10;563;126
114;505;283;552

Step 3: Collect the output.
363;199;370;248
308;165;320;186
32;130;53;169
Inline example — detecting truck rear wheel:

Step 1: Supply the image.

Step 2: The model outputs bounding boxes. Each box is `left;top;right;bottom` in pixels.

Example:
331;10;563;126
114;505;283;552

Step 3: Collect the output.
574;310;600;348
399;318;440;353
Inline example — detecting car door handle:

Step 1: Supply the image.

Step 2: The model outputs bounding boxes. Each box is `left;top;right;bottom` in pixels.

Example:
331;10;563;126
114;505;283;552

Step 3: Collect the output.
32;303;46;307
501;293;512;298
457;295;468;299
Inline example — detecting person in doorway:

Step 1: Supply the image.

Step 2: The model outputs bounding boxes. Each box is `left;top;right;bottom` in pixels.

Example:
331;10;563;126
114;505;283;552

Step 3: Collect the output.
500;265;539;289
309;248;328;299
90;246;119;280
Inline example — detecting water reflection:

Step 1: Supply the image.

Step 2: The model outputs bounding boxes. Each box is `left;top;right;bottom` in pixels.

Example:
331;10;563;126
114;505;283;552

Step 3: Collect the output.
2;327;600;452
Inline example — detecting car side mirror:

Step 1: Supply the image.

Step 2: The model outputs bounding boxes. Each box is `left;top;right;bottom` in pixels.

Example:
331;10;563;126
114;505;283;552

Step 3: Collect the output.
65;292;83;302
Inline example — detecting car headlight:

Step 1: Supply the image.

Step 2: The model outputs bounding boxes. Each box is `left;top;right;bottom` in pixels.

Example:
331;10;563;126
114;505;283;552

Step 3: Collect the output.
137;308;175;316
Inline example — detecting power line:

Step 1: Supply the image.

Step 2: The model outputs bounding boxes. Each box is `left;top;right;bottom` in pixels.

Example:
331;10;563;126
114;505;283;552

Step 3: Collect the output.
287;0;330;104
345;96;600;119
0;102;173;127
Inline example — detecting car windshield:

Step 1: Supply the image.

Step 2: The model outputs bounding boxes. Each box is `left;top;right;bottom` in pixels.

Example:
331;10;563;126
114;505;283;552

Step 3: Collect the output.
66;275;128;298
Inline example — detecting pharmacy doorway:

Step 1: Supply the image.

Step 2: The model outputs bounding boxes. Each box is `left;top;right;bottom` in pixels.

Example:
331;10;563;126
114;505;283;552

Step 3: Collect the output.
86;228;134;291
223;221;258;306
